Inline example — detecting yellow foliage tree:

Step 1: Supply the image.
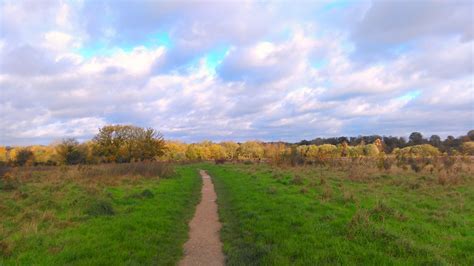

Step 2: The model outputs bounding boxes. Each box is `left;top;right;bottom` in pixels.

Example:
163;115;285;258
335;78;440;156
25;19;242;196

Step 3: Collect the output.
363;144;380;156
0;146;7;162
318;144;338;159
264;143;289;163
220;142;239;160
209;144;226;160
238;141;264;160
31;145;57;163
162;141;188;161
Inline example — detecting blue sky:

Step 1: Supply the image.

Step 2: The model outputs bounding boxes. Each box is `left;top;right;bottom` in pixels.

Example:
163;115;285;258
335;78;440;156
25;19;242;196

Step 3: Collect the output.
0;0;473;145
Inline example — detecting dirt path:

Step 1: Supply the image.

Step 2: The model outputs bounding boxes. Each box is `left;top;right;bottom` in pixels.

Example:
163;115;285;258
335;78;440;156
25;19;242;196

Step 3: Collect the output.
179;170;224;266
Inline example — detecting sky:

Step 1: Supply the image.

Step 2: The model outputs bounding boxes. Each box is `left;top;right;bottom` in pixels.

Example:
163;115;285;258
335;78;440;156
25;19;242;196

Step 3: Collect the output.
0;0;473;145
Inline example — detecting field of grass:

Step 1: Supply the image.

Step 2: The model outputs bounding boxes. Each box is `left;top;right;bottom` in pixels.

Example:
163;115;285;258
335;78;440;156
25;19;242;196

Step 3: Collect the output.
2;161;473;265
0;164;201;265
203;162;474;265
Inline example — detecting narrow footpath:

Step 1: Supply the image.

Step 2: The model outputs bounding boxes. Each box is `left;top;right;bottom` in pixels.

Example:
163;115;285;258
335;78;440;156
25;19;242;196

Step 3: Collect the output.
179;170;224;266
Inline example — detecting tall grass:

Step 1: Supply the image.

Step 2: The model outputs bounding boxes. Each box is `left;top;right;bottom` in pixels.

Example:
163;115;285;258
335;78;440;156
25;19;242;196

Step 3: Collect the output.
0;162;175;191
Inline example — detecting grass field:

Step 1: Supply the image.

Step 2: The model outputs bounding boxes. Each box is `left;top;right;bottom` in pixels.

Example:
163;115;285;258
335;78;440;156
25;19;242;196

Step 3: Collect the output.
203;162;474;265
0;164;201;265
1;162;473;265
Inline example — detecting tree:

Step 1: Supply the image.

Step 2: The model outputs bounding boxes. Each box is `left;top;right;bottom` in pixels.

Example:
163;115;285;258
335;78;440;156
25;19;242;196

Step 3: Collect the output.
305;145;319;159
134;128;166;161
30;145;57;164
468;130;474;141
429;135;442;149
374;139;383;153
93;125;165;163
220;142;239;160
185;144;201;160
238;141;264;160
382;136;404;153
162;141;187;161
318;144;338;159
409;132;424;145
363;144;380;156
209;144;226;160
0;146;7;162
56;138;87;165
443;135;463;154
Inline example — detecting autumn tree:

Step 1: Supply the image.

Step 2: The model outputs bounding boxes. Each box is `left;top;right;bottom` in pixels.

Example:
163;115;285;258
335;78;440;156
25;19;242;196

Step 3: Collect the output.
162;141;188;161
363;144;380;156
220;141;239;160
93;125;165;163
238;141;264;160
264;143;289;164
0;146;7;162
209;144;226;160
318;144;338;159
31;145;58;164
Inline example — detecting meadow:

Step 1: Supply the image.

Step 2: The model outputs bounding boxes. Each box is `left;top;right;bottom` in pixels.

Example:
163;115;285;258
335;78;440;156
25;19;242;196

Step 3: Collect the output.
203;160;473;265
0;163;201;265
1;158;473;265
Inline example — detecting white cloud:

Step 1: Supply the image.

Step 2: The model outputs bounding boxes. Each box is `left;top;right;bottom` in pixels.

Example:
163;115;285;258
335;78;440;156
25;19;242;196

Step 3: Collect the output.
80;46;166;75
0;0;472;145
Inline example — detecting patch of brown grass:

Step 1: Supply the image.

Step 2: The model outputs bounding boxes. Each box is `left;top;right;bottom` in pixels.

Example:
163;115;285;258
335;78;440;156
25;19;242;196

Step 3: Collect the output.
0;240;12;257
321;185;333;200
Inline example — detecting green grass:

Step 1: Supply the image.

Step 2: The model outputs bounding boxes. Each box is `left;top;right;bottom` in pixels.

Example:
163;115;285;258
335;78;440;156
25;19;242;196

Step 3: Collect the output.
202;163;474;265
0;165;201;265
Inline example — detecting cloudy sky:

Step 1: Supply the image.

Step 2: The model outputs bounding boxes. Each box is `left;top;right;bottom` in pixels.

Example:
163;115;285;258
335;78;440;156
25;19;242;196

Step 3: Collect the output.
0;0;473;145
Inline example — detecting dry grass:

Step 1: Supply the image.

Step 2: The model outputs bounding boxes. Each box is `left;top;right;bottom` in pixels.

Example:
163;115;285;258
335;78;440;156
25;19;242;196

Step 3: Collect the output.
1;161;175;189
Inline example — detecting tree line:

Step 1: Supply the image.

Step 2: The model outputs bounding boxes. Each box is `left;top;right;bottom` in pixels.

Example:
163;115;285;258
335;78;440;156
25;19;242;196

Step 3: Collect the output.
0;125;165;166
0;126;473;166
299;131;474;154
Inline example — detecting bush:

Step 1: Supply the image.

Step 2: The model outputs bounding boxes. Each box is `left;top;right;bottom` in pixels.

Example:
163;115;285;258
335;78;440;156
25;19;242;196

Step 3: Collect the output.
461;141;474;155
395;144;440;158
56;138;88;165
376;154;391;171
15;149;35;166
